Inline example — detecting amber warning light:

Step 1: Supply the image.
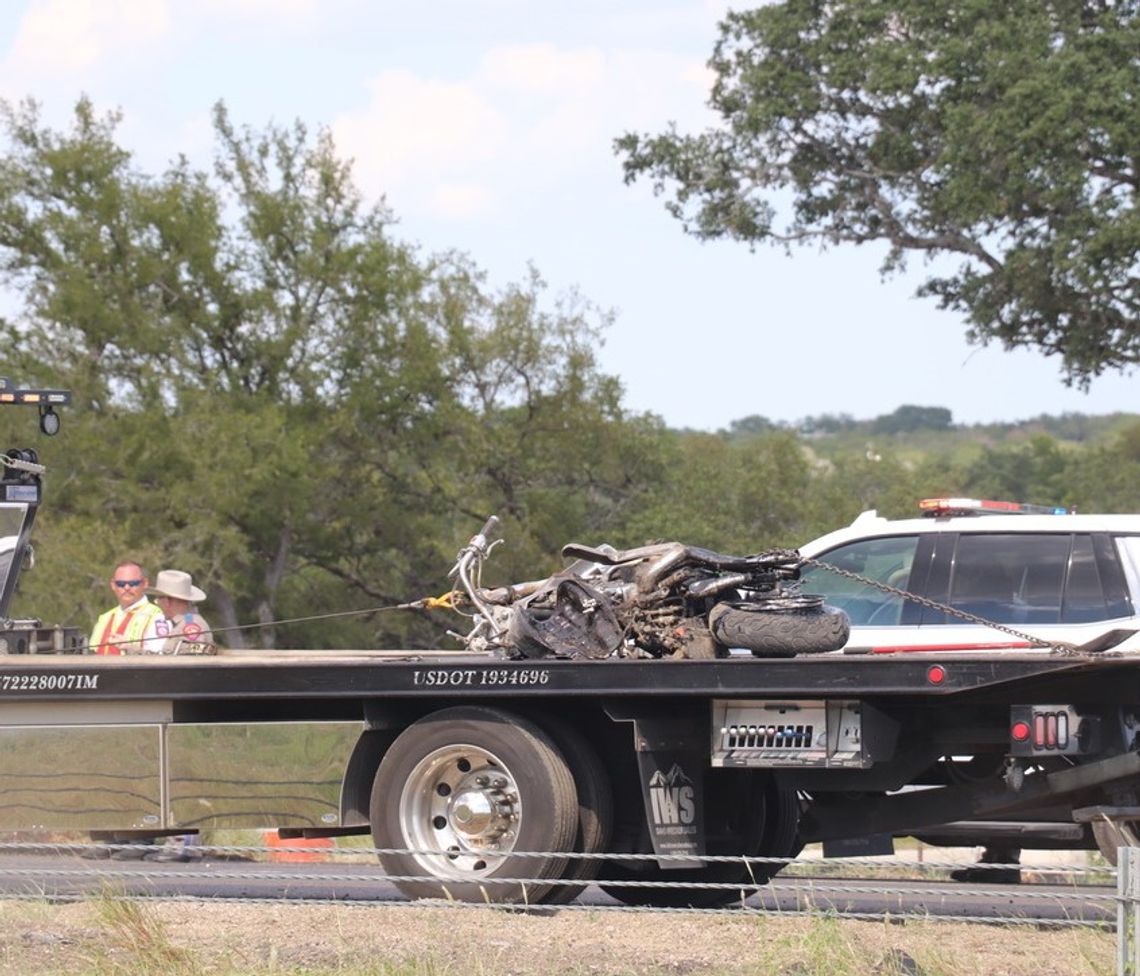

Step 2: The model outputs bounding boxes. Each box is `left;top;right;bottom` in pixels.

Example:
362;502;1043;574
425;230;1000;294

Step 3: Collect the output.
918;497;1069;517
0;377;71;436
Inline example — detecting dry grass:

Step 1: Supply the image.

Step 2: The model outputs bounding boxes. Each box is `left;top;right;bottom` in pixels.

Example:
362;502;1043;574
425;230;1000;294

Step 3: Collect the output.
0;897;1116;976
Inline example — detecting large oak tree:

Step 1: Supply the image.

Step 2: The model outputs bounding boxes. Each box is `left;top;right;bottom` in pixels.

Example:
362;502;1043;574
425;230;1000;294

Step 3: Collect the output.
617;0;1139;384
0;98;667;648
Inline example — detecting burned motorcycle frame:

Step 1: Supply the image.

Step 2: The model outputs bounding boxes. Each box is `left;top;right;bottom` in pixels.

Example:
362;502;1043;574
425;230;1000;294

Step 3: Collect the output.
445;518;850;660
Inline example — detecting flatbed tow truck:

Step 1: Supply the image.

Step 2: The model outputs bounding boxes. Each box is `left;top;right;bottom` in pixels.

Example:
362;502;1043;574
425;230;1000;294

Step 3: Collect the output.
2;380;1139;906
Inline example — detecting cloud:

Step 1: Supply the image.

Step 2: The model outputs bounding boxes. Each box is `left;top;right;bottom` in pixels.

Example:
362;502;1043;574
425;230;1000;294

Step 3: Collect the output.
3;0;170;77
430;182;496;220
332;69;508;206
478;43;605;97
0;0;325;103
333;42;711;222
190;0;324;27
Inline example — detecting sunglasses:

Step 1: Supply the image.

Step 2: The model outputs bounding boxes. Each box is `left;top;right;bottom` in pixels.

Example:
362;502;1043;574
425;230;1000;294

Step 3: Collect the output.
113;579;144;588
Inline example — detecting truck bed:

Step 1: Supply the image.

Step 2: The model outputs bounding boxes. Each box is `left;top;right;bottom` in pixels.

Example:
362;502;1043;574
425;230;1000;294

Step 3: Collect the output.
1;648;1136;702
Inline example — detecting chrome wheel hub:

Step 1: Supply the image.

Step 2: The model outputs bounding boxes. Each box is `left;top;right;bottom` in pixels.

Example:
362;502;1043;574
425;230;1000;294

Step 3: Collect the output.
399;745;522;878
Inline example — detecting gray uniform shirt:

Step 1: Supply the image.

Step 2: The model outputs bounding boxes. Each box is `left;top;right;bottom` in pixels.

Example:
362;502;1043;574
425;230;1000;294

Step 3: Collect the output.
153;610;216;654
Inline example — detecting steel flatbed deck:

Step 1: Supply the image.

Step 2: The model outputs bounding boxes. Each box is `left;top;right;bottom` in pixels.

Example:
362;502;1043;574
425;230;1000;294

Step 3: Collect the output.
1;648;1135;702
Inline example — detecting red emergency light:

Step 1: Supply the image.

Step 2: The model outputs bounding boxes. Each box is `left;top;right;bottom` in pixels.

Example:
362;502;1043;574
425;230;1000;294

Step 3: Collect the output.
919;498;1069;517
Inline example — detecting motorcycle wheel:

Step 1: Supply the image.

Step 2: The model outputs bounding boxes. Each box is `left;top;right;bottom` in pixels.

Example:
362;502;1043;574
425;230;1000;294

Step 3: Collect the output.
709;601;850;657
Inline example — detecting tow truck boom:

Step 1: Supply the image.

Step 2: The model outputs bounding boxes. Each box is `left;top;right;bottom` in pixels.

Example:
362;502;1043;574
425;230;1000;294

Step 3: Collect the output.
1;378;80;653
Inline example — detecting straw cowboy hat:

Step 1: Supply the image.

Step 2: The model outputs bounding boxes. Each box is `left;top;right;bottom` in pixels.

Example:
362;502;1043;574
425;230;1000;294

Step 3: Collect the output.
148;569;206;603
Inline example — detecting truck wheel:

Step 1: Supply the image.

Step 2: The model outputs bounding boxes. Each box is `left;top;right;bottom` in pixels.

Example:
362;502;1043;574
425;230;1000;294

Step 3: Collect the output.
1092;819;1140;866
369;706;578;904
710;602;850;657
598;771;798;908
537;718;614;905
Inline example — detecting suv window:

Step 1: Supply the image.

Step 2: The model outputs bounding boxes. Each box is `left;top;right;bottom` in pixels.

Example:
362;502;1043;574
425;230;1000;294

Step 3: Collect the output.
925;533;1121;624
804;530;1132;631
936;534;1069;625
1063;535;1108;623
799;536;919;626
917;533;1123;627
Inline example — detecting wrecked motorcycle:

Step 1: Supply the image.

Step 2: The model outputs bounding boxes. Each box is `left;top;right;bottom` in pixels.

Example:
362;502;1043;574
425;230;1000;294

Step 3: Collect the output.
443;516;850;660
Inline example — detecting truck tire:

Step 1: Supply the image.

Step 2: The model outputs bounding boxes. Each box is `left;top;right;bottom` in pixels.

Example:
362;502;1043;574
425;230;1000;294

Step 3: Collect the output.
709;601;850;657
598;771;799;908
369;706;578;904
536;718;614;905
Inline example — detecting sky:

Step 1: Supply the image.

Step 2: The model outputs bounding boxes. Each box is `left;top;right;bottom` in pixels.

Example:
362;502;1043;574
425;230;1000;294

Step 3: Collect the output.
0;0;1134;432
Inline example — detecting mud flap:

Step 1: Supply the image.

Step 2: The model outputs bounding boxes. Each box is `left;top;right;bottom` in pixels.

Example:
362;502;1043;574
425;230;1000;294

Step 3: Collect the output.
632;716;707;868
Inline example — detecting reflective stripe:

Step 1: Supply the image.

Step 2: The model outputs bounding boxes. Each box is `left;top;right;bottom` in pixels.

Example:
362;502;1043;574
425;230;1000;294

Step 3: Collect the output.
866;641;1035;655
91;601;163;655
94;609;135;656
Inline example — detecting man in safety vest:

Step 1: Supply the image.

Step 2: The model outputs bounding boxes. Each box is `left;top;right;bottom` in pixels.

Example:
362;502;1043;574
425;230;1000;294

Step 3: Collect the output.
88;560;164;655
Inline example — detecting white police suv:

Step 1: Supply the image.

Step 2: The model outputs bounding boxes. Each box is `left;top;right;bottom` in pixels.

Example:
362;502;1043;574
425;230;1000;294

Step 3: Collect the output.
798;498;1140;654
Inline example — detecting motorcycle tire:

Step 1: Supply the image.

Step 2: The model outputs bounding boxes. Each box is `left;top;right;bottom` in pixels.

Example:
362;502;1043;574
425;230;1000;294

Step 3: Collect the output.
709;601;850;657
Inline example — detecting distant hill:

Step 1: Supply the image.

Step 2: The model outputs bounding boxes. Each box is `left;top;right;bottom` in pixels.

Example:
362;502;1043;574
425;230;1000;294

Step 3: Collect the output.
717;408;1140;465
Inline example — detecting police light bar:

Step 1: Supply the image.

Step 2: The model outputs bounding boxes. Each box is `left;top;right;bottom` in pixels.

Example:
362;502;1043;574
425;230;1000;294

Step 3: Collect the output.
919;498;1069;517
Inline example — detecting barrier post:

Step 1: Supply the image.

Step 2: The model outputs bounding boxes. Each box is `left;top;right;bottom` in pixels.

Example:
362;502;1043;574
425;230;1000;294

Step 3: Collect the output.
1119;846;1140;976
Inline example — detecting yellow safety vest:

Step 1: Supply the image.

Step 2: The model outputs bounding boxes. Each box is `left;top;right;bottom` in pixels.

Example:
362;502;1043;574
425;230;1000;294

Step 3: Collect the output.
90;600;164;655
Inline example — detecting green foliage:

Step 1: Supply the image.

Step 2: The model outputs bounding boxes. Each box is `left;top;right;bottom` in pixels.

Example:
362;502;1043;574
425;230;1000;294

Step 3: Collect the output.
958;435;1073;507
616;0;1140;385
1063;420;1140;512
814;451;926;525
871;405;953;436
0;98;665;649
1;97;1137;653
725;413;778;437
93;893;200;976
624;430;818;550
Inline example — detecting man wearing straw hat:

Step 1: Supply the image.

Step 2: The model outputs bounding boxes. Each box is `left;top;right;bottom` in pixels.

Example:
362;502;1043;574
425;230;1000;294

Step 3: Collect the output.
135;569;217;861
146;569;217;654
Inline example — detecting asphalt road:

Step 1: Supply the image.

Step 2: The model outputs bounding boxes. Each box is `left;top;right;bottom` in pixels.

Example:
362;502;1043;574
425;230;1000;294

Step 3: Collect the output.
0;853;1115;924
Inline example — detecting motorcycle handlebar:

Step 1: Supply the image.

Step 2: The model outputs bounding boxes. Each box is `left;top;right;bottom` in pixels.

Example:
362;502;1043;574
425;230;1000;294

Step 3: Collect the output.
470;515;501;551
448;515;503;583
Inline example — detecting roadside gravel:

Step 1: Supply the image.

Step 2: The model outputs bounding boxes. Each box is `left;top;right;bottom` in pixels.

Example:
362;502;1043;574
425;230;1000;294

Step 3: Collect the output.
0;899;1114;975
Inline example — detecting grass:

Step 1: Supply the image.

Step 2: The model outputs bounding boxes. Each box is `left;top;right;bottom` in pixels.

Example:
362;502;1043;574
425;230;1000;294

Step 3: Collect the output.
87;891;201;976
0;896;1118;976
761;914;946;976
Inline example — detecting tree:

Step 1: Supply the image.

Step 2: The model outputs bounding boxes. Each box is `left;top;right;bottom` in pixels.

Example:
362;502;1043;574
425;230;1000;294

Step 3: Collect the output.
616;0;1140;384
960;435;1071;506
624;430;819;551
0;97;431;646
725;414;779;437
0;98;667;650
871;405;953;435
1059;421;1140;512
797;413;856;436
811;450;924;525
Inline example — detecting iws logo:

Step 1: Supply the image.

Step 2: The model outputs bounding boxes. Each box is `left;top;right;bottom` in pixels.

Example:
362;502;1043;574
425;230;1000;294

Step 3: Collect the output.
648;763;695;826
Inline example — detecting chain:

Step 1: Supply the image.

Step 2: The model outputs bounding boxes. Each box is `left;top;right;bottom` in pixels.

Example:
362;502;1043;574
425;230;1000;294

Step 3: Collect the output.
797;555;1073;651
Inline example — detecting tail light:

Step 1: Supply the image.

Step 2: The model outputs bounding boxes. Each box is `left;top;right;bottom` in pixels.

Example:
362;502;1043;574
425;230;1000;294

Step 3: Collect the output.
1009;705;1098;756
